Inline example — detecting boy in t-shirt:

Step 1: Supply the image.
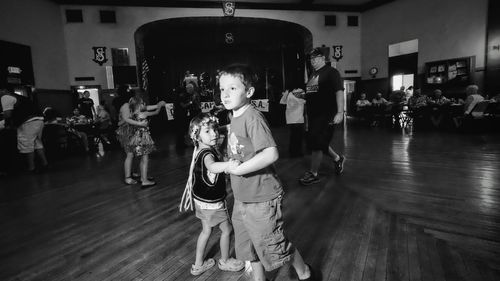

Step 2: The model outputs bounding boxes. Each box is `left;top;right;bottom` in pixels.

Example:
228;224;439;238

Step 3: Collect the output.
220;64;314;281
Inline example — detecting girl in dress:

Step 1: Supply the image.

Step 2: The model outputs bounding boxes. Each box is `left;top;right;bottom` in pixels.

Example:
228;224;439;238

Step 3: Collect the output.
117;95;165;188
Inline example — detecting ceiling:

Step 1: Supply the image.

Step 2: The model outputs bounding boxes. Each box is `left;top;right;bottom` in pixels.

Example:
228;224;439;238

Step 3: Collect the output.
54;0;396;12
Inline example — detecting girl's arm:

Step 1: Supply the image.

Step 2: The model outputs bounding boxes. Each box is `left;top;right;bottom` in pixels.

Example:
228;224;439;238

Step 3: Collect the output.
228;146;278;176
203;153;237;174
143;101;166;117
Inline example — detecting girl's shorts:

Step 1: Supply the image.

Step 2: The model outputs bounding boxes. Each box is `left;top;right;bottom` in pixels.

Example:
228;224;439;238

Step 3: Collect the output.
195;200;229;227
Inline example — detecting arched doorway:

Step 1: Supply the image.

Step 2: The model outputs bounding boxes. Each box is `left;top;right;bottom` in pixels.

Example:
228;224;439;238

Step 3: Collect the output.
135;17;312;125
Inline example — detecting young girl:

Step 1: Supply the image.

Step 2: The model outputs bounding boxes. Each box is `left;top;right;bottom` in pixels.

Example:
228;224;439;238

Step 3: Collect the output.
179;113;244;276
117;95;164;188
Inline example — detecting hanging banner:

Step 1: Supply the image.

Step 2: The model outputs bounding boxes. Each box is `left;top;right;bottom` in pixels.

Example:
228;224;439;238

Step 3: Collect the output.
165;103;175;120
251;99;269;112
201;101;215;113
92;47;108;65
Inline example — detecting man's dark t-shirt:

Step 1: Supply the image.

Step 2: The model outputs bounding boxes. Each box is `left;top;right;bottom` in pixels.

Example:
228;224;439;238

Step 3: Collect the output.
78;97;94;119
305;65;343;119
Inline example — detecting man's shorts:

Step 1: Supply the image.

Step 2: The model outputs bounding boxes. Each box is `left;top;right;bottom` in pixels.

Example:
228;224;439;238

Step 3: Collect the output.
307;114;334;153
17;119;44;153
194;200;230;227
232;195;293;271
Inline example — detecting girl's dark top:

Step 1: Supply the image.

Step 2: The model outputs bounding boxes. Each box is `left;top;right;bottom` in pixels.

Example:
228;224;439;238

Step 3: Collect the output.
192;148;227;203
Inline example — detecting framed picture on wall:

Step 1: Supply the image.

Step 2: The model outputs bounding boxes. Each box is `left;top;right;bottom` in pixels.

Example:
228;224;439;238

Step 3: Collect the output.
430;66;437;73
437;65;445;72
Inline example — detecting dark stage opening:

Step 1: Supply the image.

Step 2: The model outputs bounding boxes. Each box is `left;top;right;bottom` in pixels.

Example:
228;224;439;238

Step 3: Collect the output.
135;17;312;125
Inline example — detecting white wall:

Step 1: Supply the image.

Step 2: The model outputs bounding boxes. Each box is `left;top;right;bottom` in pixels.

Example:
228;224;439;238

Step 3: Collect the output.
361;0;488;80
61;5;361;89
0;0;69;90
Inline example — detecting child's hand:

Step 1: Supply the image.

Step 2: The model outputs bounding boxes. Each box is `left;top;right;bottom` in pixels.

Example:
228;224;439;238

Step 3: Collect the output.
157;100;166;107
225;159;240;174
138;120;148;127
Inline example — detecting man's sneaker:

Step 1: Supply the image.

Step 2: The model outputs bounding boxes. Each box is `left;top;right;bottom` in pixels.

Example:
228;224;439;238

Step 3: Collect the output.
335;155;345;175
299;171;320;186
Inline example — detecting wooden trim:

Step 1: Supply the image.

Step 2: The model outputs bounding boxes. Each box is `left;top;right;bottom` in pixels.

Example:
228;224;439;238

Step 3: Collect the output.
54;0;395;12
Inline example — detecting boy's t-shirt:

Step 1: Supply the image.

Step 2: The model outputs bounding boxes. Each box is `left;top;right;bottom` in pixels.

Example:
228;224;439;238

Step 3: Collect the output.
227;106;283;203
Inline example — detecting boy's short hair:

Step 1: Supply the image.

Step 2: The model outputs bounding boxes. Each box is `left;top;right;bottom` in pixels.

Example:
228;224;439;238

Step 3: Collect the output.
219;64;258;90
189;112;219;146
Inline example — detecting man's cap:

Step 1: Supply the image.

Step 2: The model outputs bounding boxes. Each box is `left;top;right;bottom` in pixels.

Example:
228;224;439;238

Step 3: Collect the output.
309;47;325;58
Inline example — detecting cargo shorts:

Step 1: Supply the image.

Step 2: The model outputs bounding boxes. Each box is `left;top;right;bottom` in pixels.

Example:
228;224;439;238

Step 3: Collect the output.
232;195;294;271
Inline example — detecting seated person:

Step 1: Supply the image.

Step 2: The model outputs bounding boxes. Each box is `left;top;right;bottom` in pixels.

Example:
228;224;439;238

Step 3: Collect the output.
95;105;112;144
452;85;484;128
371;92;389;126
408;89;428;110
355;93;372;122
463;84;484;115
356;93;372;109
67;108;89;125
372;92;388;106
429;89;450;105
428;89;449;128
44;108;90;152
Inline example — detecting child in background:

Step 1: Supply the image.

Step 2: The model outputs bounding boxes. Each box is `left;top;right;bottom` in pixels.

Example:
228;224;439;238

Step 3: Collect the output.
179;113;244;276
280;89;306;157
220;64;314;281
125;96;165;188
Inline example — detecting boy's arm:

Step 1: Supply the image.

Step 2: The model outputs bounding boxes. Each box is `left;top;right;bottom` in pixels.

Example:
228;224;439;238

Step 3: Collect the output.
229;146;278;176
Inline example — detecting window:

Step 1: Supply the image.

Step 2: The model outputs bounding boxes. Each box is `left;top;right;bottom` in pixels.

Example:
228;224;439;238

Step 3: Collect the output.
392;74;414;91
325;15;336;26
65;9;83;23
100;10;116;23
347;15;358;27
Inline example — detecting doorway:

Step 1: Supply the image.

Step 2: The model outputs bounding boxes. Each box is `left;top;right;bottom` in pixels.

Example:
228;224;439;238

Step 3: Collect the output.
391;74;414;91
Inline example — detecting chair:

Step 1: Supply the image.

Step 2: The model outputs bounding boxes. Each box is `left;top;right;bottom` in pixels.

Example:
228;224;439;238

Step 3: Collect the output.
470;100;491;118
460;100;495;132
42;124;69;159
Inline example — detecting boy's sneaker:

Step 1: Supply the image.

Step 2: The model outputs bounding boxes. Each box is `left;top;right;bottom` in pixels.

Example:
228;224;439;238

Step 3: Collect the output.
218;258;245;272
335;155;345;175
190;258;215;276
299;171;320;186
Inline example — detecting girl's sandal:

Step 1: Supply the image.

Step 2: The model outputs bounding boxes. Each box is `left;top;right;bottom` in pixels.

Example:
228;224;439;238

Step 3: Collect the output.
190;258;215;276
124;177;138;185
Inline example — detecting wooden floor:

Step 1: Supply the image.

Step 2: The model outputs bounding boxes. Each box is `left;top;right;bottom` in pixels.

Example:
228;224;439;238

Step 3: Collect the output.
1;122;500;281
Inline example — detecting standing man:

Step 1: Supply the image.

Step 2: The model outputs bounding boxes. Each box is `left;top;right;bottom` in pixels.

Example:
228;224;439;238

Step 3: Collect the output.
1;89;48;172
78;90;96;120
294;48;345;185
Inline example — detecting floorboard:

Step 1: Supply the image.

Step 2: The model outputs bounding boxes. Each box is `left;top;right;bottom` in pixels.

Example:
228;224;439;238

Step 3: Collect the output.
1;123;499;280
